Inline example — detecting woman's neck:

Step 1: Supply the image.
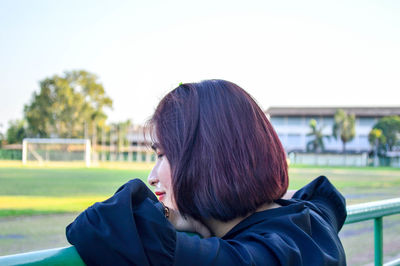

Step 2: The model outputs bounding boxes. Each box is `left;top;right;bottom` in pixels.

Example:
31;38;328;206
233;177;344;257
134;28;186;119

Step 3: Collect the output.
205;201;281;238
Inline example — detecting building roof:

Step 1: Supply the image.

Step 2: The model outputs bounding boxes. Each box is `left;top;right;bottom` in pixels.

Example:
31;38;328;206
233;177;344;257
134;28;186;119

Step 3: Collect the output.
266;107;400;117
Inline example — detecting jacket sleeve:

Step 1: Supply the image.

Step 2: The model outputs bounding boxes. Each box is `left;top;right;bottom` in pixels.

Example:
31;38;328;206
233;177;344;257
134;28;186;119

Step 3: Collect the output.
292;176;347;232
66;179;176;266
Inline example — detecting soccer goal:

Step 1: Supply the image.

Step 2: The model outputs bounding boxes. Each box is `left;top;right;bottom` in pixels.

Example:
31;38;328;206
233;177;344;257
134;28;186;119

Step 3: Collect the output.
22;138;91;167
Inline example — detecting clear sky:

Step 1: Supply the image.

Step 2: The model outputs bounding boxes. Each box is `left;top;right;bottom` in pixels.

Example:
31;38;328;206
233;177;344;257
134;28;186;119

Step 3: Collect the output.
1;0;400;133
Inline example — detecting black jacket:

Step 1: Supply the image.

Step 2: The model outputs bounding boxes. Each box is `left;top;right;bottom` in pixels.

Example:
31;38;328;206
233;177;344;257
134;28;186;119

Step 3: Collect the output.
66;176;347;265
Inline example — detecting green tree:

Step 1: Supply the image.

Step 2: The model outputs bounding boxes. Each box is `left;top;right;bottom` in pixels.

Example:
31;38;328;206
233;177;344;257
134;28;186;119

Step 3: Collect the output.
6;120;27;144
368;128;386;167
306;119;330;152
0;123;4;148
24;70;113;139
372;116;400;151
332;109;356;153
368;128;386;151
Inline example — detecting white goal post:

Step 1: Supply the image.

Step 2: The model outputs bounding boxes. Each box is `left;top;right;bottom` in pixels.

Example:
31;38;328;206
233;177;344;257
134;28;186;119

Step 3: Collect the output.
22;138;91;167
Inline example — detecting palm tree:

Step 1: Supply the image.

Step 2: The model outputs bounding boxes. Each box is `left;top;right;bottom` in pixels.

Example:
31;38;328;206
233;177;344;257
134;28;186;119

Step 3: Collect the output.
306;119;330;152
332;109;356;153
368;128;386;167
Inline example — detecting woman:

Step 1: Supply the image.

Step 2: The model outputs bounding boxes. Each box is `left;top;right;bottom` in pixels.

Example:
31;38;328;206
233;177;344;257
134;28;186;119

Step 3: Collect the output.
67;80;347;265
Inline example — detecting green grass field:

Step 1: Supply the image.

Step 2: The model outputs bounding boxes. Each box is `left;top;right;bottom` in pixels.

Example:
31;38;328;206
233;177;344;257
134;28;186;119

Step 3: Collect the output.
0;162;399;265
0;162;152;216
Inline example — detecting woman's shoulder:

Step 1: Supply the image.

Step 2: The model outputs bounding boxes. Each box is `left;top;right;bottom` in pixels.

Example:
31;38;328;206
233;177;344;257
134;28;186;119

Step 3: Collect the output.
291;175;347;232
225;176;346;238
219;177;347;265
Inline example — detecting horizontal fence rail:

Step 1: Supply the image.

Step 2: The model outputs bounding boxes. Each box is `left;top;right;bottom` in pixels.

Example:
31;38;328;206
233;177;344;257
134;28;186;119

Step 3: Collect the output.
0;246;84;266
345;198;400;224
0;198;399;266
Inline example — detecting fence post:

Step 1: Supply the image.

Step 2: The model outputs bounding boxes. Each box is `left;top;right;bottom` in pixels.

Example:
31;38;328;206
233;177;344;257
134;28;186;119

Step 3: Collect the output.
374;217;383;266
22;139;27;165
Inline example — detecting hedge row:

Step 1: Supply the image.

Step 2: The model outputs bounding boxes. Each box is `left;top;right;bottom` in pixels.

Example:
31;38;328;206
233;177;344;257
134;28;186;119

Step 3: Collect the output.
0;149;22;160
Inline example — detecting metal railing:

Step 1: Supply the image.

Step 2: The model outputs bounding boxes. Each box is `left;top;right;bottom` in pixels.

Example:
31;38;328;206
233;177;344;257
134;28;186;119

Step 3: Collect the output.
0;198;400;266
0;245;84;265
345;198;400;266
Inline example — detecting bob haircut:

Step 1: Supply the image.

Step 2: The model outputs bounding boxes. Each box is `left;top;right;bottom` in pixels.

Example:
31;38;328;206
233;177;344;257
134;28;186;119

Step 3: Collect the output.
148;80;288;222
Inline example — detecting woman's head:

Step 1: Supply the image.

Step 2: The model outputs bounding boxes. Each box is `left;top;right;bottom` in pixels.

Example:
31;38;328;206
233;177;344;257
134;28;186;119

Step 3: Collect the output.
148;80;288;222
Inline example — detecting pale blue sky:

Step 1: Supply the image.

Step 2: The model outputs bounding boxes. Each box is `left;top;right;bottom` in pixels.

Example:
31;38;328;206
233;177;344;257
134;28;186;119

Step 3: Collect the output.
1;0;400;133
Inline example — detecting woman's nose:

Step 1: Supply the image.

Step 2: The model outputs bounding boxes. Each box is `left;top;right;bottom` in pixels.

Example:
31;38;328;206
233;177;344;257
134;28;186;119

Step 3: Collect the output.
148;171;159;187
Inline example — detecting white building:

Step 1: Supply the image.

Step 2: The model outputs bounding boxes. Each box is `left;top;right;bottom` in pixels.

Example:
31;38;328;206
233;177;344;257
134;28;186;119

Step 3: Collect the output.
266;107;400;153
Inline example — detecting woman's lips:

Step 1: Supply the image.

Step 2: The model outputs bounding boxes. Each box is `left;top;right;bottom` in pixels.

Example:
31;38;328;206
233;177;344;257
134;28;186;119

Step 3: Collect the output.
155;191;165;201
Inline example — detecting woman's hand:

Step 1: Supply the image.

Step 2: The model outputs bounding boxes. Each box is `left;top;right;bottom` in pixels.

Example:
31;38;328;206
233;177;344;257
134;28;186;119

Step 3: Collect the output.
167;208;211;238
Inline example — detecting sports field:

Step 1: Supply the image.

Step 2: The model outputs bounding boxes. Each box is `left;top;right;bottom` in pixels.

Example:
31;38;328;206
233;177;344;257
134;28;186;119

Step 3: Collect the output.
0;161;399;265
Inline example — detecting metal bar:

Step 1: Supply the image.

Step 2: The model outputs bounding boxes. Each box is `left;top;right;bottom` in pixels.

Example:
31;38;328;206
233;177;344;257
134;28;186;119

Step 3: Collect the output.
383;257;400;266
0;246;85;266
345;198;400;224
23;138;90;144
374;217;383;266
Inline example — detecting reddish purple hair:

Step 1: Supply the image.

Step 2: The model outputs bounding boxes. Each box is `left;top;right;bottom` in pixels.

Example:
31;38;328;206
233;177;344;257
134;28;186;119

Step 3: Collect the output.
149;80;288;222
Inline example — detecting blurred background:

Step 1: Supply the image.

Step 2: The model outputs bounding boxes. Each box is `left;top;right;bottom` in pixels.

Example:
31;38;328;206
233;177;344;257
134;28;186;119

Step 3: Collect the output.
0;1;399;265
